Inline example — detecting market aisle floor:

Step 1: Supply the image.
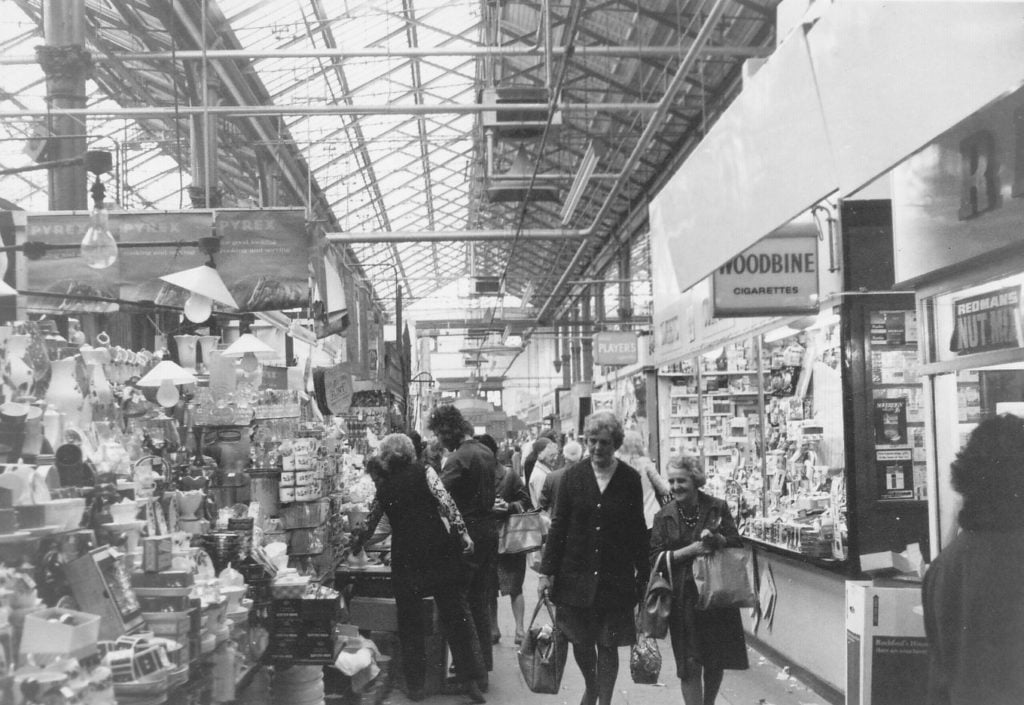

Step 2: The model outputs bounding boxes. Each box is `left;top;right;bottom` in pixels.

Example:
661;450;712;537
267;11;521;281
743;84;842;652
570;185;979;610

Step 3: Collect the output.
384;568;838;705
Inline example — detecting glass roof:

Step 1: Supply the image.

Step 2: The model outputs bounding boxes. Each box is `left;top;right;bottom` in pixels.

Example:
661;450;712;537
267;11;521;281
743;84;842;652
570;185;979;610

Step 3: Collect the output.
0;0;777;327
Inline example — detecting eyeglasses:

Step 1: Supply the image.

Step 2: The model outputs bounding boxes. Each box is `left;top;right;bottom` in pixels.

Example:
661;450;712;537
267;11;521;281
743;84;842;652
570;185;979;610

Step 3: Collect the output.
585;436;613;447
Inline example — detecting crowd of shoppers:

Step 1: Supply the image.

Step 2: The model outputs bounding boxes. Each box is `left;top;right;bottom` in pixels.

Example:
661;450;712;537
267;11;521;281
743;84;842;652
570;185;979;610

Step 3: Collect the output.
349;407;752;705
345;405;1024;705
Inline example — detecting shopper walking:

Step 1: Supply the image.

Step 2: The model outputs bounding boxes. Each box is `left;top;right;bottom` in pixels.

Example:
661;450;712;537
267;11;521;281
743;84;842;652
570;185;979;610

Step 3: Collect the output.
922;414;1024;705
538;411;649;705
427;405;499;689
538;439;583;514
349;433;486;703
618;430;671;530
528;441;560;510
649;454;748;705
490;443;532;645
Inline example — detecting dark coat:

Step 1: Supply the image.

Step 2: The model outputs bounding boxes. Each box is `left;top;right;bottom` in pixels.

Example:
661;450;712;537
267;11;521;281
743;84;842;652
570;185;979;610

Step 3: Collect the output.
650;492;748;676
377;459;464;592
922;529;1024;705
494;464;532;513
540;459;649;609
441;437;498;541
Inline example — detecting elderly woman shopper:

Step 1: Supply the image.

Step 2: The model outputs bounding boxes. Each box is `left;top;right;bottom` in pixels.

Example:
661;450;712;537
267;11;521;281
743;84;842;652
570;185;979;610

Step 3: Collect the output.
923;414;1024;705
490;443;532;645
528;440;560;511
538;411;649;705
650;454;748;705
350;433;487;703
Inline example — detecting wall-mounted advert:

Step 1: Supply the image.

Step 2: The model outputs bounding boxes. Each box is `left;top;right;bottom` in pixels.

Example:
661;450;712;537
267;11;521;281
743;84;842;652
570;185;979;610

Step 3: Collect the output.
949;285;1022;356
869;311;918;346
873;398;908;446
876;448;916;500
24;209;310;314
24;214;119;314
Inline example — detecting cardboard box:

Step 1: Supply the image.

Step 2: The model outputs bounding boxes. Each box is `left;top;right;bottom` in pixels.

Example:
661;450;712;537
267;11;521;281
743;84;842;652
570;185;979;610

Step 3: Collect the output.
21;607;101;658
142;536;173;573
846;581;927;705
348;596;435;634
859;551;915;576
130;570;194;589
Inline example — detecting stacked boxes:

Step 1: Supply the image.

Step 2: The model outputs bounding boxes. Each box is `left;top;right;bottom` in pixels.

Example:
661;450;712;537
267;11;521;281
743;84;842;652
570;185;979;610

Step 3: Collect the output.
267;596;339;664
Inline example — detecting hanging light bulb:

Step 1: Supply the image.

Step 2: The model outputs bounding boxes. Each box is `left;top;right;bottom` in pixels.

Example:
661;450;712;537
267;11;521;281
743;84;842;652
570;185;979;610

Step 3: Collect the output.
156;378;180;407
183;292;213;324
80;181;118;269
240;351;260;374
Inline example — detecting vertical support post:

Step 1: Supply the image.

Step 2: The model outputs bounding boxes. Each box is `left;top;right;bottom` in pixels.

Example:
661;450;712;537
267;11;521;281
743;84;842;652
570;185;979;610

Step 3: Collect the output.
37;0;91;210
581;288;593;383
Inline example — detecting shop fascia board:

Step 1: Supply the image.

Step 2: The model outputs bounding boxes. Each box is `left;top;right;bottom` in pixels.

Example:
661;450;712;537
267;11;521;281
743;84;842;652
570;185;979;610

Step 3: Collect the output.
654;0;1024;298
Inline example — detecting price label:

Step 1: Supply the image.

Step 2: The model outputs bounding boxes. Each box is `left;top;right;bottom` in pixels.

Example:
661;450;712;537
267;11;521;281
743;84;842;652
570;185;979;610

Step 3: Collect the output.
262;365;289;390
323;364;353;414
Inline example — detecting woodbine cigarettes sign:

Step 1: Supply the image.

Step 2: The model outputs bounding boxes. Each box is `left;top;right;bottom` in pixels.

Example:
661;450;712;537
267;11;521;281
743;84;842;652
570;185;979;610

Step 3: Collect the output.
712;233;819;317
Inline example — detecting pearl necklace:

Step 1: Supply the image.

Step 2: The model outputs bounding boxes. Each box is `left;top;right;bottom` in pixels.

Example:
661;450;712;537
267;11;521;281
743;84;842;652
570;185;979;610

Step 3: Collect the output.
677;502;700;529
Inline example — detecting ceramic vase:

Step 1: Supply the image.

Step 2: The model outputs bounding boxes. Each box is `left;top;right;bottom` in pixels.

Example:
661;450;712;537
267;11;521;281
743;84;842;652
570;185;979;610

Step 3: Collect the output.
198;335;220;373
175;335;200;372
45;357;85;431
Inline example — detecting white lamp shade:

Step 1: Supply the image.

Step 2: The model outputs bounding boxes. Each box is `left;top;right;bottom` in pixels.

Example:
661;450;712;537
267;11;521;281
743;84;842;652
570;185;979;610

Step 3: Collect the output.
137;360;197;387
0;280;16;297
221;333;275;358
160;265;239;309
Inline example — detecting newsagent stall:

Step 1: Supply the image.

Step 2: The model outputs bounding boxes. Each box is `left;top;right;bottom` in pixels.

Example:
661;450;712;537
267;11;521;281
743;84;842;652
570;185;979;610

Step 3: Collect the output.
649;203;930;697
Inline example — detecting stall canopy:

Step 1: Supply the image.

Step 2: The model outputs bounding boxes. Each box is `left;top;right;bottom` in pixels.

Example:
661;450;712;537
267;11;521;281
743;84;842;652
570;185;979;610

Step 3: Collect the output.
652;0;1024;296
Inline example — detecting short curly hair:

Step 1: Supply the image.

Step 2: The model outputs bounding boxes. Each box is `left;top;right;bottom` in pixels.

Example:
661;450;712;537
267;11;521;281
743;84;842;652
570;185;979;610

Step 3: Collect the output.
427;405;472;449
666;453;706;489
583;410;625;449
951;414;1024;530
379;433;416;464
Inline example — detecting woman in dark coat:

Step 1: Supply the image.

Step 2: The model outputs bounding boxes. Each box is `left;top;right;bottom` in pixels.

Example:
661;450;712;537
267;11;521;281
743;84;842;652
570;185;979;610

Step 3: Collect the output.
351;433;487;703
491;445;532;644
538;411;649;705
650;454;748;705
922;414;1024;705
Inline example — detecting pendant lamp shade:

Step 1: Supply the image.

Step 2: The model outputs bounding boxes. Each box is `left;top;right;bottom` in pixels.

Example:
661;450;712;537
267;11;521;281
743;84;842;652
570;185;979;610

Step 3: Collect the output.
159;265;239;309
220;333;275;358
137;360;197;387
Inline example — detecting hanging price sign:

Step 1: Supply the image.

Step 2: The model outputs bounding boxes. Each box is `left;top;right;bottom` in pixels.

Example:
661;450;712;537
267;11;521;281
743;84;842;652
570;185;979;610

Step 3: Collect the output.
322;364;353;414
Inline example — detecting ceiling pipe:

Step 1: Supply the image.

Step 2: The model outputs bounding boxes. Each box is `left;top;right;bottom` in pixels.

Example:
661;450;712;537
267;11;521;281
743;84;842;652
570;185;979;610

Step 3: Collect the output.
533;0;731;325
0;45;771;65
0;102;659;119
327;229;583;242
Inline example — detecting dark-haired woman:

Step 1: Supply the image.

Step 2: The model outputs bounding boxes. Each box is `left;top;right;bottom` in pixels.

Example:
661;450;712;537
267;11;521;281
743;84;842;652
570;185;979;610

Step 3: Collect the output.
923;414;1024;705
351;433;486;703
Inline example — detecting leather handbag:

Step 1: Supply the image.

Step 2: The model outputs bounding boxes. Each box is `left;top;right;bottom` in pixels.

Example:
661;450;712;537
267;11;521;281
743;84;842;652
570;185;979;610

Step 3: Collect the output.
693;547;756;610
638;551;673;638
498;510;546;554
518;596;568;694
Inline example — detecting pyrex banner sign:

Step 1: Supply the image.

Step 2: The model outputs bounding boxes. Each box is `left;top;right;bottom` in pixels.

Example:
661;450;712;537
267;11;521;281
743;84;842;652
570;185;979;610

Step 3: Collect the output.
712;233;819;317
593;331;638;366
950;286;1022;355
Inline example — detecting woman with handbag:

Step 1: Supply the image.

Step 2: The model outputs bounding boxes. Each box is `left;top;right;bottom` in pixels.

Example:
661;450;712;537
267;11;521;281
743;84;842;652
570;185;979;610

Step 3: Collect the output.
538;411;649;705
649;454;748;705
490;443;533;645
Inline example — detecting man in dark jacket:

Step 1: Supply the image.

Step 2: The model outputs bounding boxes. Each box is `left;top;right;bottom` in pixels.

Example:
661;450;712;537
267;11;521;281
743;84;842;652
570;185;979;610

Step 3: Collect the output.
428;405;499;688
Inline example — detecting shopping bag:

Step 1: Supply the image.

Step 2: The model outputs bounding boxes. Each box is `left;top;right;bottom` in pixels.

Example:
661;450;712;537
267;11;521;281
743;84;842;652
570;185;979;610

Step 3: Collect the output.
629;632;662;684
693;547;756;610
638;551;673;638
498;511;546;554
517;597;568;694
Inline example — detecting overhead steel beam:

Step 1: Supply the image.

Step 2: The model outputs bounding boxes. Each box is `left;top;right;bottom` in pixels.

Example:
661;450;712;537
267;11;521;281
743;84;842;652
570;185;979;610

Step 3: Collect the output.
534;0;732;324
329;229;586;242
0;45;771;64
0;102;659;119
